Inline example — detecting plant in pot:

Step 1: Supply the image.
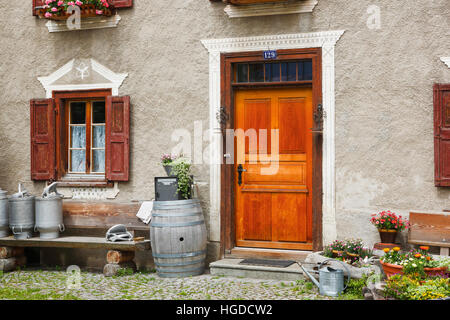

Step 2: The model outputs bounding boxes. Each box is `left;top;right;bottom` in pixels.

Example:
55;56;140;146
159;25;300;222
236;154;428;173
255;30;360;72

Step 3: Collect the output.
39;0;112;20
380;246;448;278
160;153;179;176
344;238;363;261
170;157;194;200
323;240;346;259
370;210;409;244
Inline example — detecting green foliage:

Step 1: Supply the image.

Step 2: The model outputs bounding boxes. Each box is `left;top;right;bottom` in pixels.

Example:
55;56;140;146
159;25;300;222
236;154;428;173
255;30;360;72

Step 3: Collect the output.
171;158;193;200
0;286;79;300
115;268;134;277
385;274;450;300
337;275;368;300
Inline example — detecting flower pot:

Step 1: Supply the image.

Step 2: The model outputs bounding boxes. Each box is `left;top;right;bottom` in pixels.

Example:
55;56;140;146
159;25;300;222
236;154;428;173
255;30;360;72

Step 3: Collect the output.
345;252;359;258
380;260;448;278
378;229;397;244
332;250;343;258
39;5;112;20
163;165;173;176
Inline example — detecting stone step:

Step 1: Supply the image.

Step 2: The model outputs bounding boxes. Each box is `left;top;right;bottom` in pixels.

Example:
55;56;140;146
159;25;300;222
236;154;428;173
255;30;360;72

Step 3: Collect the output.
210;258;306;281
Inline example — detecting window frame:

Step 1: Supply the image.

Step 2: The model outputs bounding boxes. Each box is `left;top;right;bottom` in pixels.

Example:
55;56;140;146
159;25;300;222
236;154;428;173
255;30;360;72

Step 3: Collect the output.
53;89;112;187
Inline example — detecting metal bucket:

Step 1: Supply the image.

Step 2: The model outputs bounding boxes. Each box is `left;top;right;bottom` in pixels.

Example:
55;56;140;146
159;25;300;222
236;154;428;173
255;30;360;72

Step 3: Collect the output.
0;189;9;237
35;194;64;239
150;199;207;278
9;192;35;240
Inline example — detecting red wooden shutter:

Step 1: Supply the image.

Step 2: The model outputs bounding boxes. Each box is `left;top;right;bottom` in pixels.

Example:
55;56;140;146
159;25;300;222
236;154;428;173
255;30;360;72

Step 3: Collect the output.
33;0;45;16
106;96;130;181
109;0;133;8
434;84;450;186
30;99;56;181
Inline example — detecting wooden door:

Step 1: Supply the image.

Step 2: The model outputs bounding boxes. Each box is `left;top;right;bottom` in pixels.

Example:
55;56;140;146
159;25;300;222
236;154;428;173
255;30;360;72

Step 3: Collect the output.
234;88;313;250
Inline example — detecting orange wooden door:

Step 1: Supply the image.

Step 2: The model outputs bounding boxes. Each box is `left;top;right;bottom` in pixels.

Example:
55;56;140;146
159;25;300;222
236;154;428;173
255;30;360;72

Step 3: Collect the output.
234;88;313;250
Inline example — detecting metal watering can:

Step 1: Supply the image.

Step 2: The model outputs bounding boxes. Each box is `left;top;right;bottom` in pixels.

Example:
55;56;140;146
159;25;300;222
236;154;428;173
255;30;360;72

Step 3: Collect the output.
300;259;351;297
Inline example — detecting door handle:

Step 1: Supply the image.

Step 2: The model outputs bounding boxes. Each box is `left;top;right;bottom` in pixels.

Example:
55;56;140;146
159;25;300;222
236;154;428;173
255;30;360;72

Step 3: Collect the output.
237;164;247;186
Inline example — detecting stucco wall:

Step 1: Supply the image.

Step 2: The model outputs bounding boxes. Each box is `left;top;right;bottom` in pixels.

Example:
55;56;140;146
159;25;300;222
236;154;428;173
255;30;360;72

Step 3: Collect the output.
0;0;449;257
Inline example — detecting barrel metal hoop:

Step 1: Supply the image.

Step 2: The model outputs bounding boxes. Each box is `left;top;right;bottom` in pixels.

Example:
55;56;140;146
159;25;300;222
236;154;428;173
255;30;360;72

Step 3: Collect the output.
156;266;204;274
154;258;205;267
152;250;206;259
152;212;201;218
150;220;204;228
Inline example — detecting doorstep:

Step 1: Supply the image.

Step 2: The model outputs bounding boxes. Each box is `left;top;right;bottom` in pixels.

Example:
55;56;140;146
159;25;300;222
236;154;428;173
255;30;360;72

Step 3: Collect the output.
210;258;306;281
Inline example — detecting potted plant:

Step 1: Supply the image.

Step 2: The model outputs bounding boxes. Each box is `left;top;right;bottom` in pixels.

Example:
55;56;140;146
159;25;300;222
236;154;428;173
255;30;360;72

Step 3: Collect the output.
160;154;178;176
344;238;363;260
323;240;346;258
38;0;113;20
170;157;194;200
370;210;409;243
380;246;448;278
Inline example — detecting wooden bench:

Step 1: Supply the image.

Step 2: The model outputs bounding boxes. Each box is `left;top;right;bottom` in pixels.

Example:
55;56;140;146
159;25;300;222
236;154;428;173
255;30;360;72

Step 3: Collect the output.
408;211;450;256
0;200;151;276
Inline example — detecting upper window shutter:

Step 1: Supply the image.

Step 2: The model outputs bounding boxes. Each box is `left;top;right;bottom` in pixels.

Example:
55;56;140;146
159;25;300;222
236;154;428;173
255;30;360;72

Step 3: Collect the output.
106;96;130;182
32;0;44;16
109;0;133;8
30;99;56;181
434;84;450;186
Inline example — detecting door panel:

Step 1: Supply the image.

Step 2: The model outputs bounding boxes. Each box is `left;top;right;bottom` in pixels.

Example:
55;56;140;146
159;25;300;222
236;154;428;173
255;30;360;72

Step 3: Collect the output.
235;88;313;250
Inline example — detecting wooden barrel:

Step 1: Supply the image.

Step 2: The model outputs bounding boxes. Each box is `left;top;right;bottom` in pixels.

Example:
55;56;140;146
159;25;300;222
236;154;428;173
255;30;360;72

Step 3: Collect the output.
150;199;207;278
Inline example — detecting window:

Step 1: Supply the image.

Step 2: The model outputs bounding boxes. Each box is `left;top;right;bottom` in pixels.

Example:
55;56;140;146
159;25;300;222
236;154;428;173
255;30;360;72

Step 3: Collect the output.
68;100;106;176
30;93;130;183
234;60;313;84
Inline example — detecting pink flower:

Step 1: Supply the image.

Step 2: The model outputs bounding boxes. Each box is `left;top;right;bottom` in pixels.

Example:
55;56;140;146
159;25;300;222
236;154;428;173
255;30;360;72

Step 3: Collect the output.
96;10;103;15
45;12;53;17
75;0;83;6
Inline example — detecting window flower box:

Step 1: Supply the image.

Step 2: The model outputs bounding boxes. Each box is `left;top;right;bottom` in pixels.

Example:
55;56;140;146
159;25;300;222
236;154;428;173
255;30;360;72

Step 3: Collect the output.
37;0;113;20
227;0;289;4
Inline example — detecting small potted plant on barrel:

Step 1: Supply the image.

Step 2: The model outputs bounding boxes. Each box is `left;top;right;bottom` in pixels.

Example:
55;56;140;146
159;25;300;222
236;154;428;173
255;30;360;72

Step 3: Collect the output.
370;210;409;244
160;153;178;176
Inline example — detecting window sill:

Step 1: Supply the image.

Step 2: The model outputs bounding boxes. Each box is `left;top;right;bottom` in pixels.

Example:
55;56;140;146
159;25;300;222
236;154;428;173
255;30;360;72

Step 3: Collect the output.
44;14;121;33
224;0;318;18
57;174;111;188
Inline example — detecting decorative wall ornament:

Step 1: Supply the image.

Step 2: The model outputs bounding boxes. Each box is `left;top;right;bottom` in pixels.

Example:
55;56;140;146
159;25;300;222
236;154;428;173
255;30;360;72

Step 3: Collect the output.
201;30;345;245
224;0;318;18
37;58;128;98
58;182;120;200
441;57;450;68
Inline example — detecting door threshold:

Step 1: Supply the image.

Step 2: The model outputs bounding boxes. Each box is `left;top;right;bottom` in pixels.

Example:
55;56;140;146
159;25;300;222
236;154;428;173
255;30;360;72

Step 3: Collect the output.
226;247;312;262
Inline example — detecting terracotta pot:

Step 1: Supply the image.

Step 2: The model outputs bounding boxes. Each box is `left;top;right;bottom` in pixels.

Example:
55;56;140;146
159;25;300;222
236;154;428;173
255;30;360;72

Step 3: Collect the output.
380;260;448;278
332;250;343;258
346;252;359;258
378;229;397;244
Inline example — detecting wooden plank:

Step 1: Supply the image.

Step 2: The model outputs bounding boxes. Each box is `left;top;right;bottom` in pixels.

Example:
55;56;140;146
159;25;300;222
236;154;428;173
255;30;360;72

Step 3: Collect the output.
408;240;450;248
229;247;309;262
408;212;450;245
0;236;150;251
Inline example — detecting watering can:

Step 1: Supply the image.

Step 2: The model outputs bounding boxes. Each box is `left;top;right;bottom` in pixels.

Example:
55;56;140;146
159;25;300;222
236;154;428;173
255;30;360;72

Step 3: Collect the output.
300;259;351;297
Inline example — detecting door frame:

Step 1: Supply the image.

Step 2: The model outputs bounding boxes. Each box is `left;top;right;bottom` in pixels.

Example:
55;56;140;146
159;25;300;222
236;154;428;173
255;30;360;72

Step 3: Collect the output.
201;30;345;259
220;48;323;254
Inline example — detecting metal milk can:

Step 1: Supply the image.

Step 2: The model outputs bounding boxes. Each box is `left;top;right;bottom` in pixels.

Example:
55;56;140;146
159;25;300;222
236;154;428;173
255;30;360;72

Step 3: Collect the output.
0;188;9;237
9;184;35;239
35;183;65;239
301;258;351;297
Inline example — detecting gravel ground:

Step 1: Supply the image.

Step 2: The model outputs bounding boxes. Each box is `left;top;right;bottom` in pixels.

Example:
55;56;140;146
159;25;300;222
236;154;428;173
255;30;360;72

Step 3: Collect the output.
0;268;333;300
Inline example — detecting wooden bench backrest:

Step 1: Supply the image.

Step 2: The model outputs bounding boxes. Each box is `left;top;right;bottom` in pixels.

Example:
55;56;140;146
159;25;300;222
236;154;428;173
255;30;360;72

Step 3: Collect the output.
63;201;148;232
408;211;450;246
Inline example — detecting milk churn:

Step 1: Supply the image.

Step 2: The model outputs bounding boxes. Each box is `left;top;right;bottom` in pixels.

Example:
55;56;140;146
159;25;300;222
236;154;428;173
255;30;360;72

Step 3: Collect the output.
35;183;65;239
9;184;35;239
0;188;9;237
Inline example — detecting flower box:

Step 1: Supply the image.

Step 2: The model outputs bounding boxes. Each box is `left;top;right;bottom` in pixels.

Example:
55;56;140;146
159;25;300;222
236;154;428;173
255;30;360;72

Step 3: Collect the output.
37;3;112;20
380;260;447;278
227;0;289;4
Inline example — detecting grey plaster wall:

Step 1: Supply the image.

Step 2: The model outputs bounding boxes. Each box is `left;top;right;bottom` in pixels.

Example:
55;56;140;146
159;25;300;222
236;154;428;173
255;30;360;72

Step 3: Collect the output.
0;1;449;257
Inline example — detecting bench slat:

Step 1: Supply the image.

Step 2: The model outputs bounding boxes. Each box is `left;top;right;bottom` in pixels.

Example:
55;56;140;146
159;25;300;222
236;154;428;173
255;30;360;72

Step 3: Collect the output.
408;212;450;246
0;236;151;252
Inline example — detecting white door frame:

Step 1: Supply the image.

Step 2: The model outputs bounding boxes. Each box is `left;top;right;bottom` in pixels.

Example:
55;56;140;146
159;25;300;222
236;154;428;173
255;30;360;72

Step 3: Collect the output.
201;30;345;247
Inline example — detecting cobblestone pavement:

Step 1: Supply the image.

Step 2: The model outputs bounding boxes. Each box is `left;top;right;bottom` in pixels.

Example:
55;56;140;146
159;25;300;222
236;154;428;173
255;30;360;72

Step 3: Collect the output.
0;269;333;300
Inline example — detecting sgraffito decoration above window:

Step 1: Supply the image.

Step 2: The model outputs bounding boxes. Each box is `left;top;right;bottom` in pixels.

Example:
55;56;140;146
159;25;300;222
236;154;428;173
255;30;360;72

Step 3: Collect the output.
32;0;133;17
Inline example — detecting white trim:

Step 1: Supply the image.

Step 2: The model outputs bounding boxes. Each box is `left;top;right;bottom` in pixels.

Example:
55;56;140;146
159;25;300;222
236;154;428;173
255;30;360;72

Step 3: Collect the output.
45;14;121;33
224;0;318;18
441;57;450;68
201;30;345;246
38;58;128;98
